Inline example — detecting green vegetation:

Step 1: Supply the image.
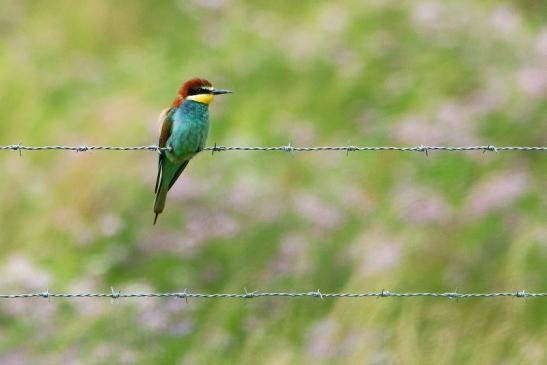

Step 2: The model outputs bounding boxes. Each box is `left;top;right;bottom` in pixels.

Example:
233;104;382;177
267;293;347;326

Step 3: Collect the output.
0;1;545;363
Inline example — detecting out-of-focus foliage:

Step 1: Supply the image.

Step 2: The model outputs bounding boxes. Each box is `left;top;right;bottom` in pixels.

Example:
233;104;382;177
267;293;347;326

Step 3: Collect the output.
0;0;546;364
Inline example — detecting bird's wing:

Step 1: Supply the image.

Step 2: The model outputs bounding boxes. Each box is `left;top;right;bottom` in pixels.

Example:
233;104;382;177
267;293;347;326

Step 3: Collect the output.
155;108;173;194
158;107;174;148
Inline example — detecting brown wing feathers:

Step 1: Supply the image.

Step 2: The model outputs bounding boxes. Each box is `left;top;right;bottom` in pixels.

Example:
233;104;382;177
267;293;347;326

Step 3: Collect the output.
155;108;173;194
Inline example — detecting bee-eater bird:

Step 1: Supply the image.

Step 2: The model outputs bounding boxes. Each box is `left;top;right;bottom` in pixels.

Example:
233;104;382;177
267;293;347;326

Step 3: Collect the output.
153;78;231;224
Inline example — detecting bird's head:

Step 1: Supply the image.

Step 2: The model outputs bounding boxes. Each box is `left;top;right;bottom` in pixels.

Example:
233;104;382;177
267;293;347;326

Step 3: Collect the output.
172;78;231;107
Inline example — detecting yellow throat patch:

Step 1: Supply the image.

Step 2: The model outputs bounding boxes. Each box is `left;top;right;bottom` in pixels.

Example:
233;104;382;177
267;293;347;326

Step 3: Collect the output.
186;93;214;104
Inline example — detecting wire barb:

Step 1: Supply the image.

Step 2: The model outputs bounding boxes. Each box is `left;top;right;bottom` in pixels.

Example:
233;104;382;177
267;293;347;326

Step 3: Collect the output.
516;290;529;300
484;145;498;153
417;144;430;156
379;289;391;298
40;289;50;302
243;288;257;299
283;143;294;153
110;287;121;304
346;145;358;156
177;288;189;303
211;142;219;155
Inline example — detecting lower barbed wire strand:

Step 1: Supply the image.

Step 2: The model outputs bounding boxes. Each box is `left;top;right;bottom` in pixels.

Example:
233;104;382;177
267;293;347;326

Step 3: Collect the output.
0;291;544;300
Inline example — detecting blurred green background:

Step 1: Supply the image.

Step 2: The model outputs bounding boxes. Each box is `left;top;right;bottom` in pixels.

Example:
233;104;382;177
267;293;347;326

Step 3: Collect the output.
0;0;546;364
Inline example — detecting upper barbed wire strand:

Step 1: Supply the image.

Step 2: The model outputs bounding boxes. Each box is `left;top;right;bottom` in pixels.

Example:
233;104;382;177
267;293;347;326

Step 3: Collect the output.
0;144;546;153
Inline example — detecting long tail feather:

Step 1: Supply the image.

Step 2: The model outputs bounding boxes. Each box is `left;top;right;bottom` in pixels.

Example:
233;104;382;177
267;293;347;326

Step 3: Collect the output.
153;159;190;224
153;182;168;225
154;156;162;194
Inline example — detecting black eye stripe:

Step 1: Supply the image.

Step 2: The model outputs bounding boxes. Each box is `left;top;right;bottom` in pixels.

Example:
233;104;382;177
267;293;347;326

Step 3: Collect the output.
188;87;212;96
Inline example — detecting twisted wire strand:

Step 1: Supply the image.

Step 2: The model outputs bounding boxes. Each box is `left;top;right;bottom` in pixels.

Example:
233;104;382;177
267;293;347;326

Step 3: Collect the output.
0;144;546;153
0;290;544;300
0;145;164;152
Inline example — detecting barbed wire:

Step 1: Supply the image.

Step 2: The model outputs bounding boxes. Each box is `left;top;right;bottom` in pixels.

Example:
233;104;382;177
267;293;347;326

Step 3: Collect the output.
0;289;544;301
0;144;546;155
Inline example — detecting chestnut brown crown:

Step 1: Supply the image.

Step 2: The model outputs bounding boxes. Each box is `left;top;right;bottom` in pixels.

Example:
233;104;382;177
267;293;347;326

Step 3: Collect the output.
171;78;230;107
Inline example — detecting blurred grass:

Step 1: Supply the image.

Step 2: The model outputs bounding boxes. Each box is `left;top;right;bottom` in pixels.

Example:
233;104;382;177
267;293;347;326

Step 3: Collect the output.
0;0;546;364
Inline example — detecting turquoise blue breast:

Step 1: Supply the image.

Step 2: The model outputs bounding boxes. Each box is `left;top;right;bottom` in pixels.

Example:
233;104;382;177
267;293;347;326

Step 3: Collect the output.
167;100;210;162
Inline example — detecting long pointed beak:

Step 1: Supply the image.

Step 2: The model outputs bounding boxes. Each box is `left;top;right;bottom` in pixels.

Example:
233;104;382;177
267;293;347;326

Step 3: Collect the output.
212;89;232;95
